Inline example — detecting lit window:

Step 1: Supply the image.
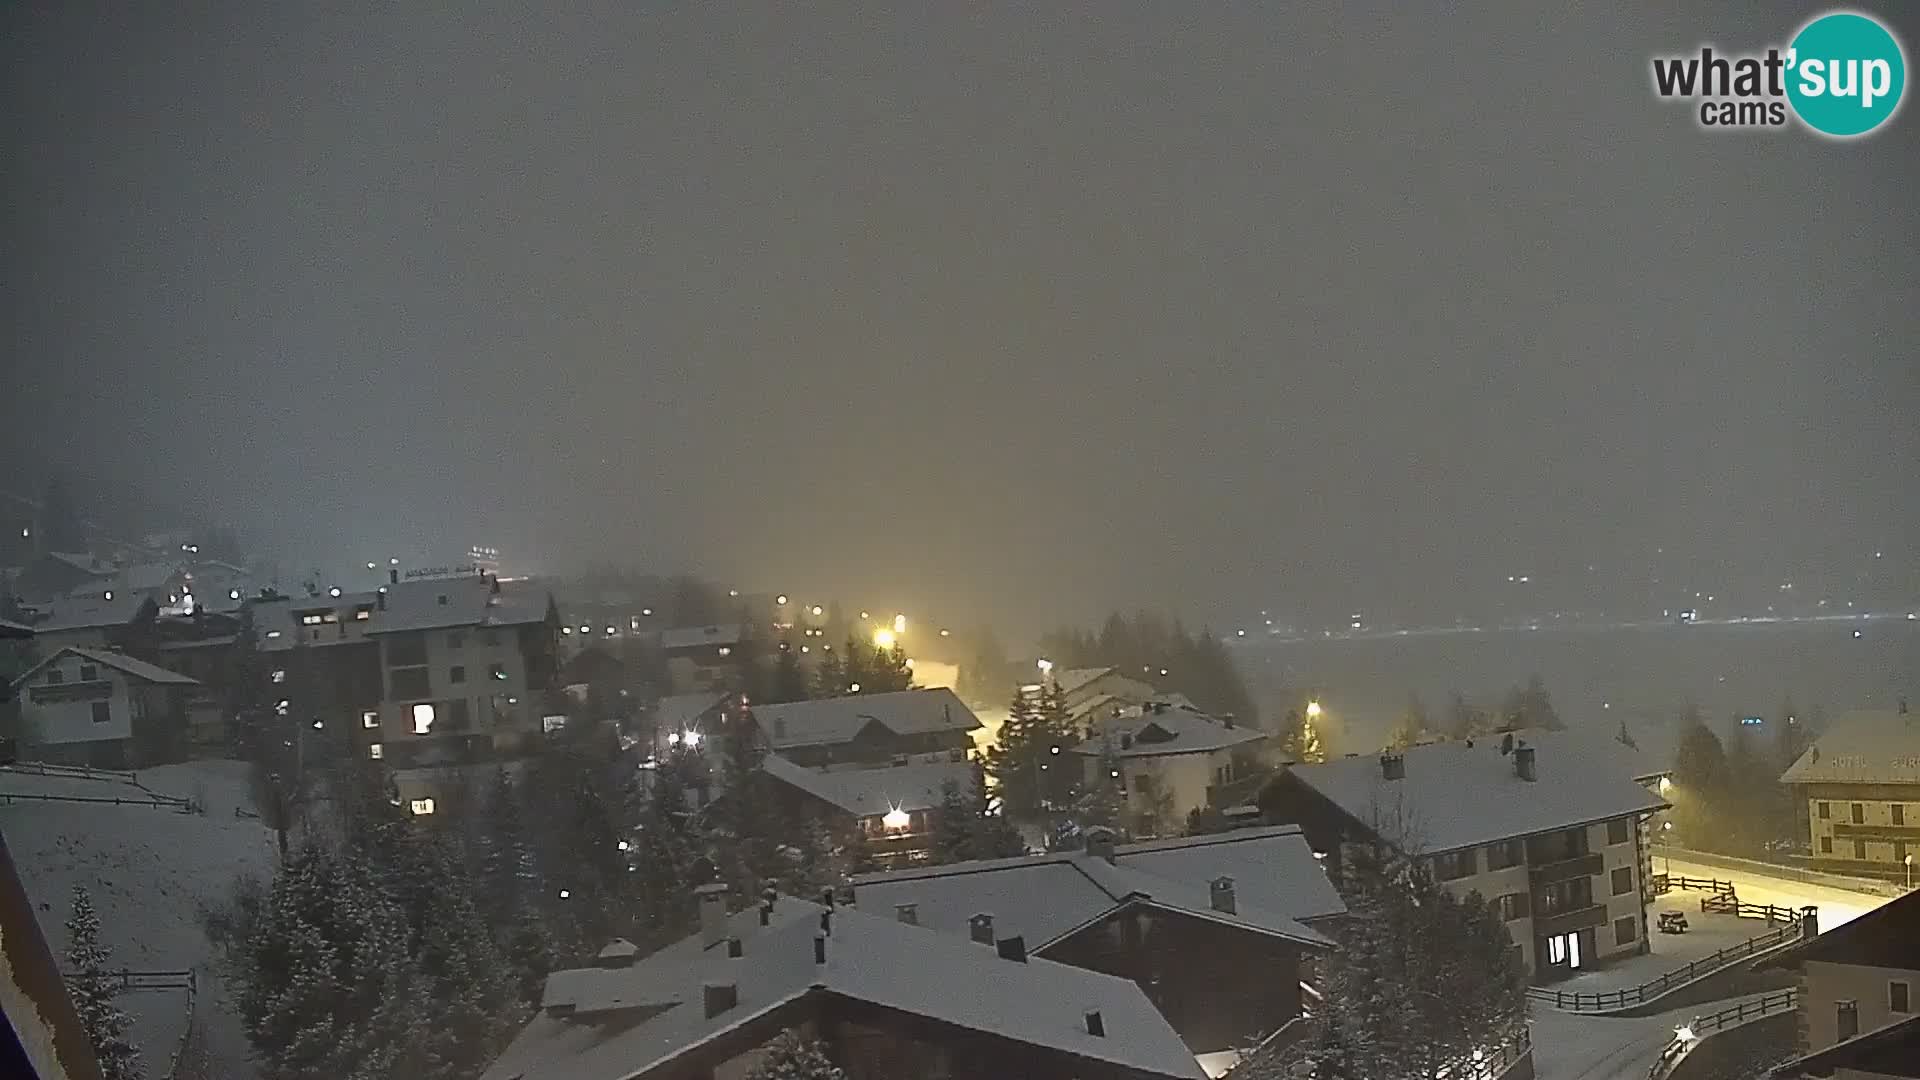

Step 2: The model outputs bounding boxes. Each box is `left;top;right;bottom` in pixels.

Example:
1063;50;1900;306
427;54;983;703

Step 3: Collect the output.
271;669;286;683
362;710;379;729
266;630;282;639
369;744;384;760
412;704;436;734
489;663;507;681
717;646;732;657
543;715;567;733
300;614;324;626
409;798;435;816
355;607;372;621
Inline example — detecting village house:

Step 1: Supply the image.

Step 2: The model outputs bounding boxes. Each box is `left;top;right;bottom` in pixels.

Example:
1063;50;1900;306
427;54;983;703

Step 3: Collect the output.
1780;704;1920;880
479;885;1206;1080
657;623;747;693
1073;699;1270;836
1766;888;1919;1078
1051;665;1160;730
8;646;197;768
1258;731;1667;982
851;825;1344;1061
748;687;981;768
760;753;977;864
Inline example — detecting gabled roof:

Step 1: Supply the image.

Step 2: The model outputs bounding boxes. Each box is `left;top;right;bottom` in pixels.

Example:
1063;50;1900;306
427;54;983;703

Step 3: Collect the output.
21;593;152;633
852;825;1339;951
0;618;32;639
1786;887;1920;972
1780;709;1920;786
482;897;1204;1080
1071;702;1266;759
250;576;549;651
658;623;743;651
761;754;974;817
1278;731;1668;855
1053;666;1118;697
9;646;197;690
66;561;184;595
751;688;981;750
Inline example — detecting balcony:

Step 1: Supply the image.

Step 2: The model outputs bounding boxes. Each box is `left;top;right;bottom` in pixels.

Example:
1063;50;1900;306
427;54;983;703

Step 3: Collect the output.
1533;904;1608;939
1529;852;1603;884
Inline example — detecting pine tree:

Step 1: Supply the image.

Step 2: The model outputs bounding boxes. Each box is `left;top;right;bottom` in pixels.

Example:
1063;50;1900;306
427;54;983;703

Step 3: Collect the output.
1444;690;1490;741
744;1030;848;1080
1387;693;1428;750
1279;708;1327;763
930;780;977;864
1073;738;1130;835
770;647;809;703
865;642;913;692
982;688;1048;821
1499;675;1563;731
65;886;144;1080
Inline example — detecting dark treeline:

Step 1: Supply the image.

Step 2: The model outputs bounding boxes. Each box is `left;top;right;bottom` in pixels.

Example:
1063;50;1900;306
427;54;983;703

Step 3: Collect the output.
1668;699;1816;858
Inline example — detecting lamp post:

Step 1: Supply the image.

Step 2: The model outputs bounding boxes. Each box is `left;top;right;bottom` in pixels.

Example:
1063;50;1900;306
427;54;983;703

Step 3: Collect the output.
1906;853;1913;890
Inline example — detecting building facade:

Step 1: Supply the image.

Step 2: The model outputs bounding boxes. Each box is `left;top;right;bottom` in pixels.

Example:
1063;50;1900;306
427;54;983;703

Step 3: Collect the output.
1072;700;1269;837
1766;889;1919;1079
8;646;197;768
1781;706;1920;880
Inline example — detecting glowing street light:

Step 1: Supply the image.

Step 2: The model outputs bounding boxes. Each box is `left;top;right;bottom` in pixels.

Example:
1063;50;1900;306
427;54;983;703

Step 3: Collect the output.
849;682;862;693
873;628;896;650
810;605;823;617
1305;700;1323;720
882;806;911;831
1037;658;1054;674
1658;776;1674;795
776;594;789;606
1674;1025;1696;1043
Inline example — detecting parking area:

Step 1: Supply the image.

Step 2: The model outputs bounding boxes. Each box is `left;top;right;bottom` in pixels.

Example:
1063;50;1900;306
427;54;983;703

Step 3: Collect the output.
1544;907;1771;996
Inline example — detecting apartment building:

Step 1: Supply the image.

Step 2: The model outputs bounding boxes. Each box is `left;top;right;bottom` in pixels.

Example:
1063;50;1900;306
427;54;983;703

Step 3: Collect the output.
1051;666;1160;729
252;571;559;813
1258;731;1668;981
1768;888;1920;1079
1781;705;1920;880
1072;700;1269;837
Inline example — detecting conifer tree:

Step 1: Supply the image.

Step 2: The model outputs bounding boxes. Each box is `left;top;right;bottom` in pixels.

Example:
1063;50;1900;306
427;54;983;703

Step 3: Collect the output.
65;886;144;1080
1279;708;1326;763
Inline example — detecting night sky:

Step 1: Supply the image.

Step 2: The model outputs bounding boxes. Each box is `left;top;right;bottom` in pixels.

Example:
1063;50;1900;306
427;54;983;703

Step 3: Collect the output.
6;2;1916;630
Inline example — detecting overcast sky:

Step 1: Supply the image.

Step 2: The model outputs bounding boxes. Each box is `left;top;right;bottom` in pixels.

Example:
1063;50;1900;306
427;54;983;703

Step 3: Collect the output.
5;2;1916;630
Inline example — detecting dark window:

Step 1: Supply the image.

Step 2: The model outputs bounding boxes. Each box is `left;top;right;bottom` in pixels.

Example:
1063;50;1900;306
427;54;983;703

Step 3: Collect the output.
450;665;466;684
1497;893;1530;921
481;630;500;647
1894;804;1906;826
90;700;110;724
1486;839;1523;870
1892;982;1911;1014
78;664;98;681
1434;849;1478;881
1615;916;1637;946
390;667;431;699
1607;818;1630;845
1852;803;1866;824
1818;801;1831;819
46;668;64;685
387;633;428;667
1854;839;1867;860
442;699;471;732
1527;827;1589;864
1838;1001;1859;1041
1612;867;1634;895
1821;836;1834;854
448;631;466;649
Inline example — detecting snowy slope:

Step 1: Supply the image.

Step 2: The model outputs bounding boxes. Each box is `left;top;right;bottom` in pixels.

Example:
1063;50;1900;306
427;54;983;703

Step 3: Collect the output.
0;760;274;1079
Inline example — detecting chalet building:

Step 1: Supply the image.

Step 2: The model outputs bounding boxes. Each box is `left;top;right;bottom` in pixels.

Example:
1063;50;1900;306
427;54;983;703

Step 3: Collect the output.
1052;666;1159;729
479;886;1206;1080
1258;732;1667;983
760;753;977;864
1780;706;1920;880
658;623;746;693
749;688;981;768
851;825;1344;1058
1766;889;1918;1078
1072;700;1269;837
8;646;197;768
251;572;560;815
10;592;156;652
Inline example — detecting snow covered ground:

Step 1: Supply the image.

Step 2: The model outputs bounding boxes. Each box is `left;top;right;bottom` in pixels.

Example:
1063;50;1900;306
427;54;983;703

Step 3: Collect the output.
1530;990;1782;1080
0;759;273;1079
1655;854;1889;930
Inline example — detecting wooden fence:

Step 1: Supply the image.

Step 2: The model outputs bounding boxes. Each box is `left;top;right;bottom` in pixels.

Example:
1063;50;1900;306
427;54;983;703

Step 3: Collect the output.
1527;913;1807;1013
1646;989;1797;1080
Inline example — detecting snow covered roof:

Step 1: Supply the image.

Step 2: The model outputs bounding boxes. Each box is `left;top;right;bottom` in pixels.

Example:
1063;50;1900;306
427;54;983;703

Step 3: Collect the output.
1779;709;1920;787
0;618;32;638
10;647;197;689
852;826;1338;952
65;561;183;596
751;688;981;750
1278;731;1669;855
482;897;1204;1080
658;623;743;651
23;593;152;633
760;754;974;817
1052;666;1117;696
1070;701;1266;759
250;576;549;651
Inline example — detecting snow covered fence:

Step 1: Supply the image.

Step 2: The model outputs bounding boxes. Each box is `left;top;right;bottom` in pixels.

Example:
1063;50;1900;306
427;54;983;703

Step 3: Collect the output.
1527;912;1809;1014
0;789;193;812
1645;988;1795;1080
1;761;141;784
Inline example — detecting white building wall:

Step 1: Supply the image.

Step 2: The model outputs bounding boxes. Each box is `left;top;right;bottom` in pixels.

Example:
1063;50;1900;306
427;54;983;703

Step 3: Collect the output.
1803;959;1917;1052
1593;818;1646;962
23;681;132;745
374;626;533;741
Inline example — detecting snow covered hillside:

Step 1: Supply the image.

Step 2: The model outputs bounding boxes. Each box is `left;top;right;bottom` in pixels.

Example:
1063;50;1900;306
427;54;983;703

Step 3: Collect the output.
0;760;275;1079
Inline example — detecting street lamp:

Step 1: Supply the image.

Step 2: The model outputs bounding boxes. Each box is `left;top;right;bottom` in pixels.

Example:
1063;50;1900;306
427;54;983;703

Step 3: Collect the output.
1906;853;1914;889
873;628;896;650
1037;658;1053;675
1305;700;1323;721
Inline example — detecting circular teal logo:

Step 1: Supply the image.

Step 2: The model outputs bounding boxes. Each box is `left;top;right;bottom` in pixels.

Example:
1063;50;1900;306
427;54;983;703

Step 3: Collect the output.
1786;12;1906;137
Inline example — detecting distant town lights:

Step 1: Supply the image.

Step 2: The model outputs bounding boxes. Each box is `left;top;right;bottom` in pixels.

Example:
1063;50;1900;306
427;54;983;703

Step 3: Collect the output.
810;605;823;617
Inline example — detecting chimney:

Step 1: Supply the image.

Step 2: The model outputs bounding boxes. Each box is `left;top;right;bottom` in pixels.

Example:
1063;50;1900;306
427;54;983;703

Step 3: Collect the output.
695;882;730;947
376;589;387;611
595;938;639;968
703;980;738;1019
813;934;827;964
969;913;995;945
759;907;771;927
388;568;399;585
1381;752;1406;781
896;903;919;926
726;937;743;958
1085;826;1117;865
1210;876;1237;915
1223;713;1235;729
1514;744;1537;782
996;935;1028;963
1084;1010;1106;1038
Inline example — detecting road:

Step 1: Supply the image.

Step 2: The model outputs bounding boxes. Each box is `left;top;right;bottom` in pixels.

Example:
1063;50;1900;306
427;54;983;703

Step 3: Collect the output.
1654;854;1891;930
